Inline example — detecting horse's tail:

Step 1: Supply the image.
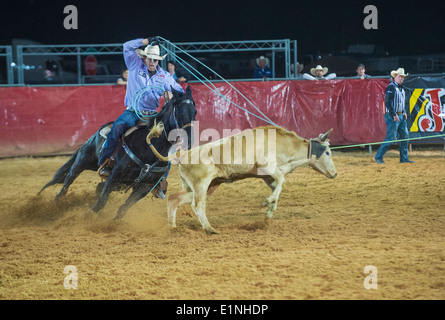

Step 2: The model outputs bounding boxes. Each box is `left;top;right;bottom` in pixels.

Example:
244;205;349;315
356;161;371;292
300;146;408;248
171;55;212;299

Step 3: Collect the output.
38;149;80;195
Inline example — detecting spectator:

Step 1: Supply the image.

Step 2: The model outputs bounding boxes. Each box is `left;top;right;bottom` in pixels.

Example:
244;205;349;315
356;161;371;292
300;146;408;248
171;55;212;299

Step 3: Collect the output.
117;69;128;85
43;60;58;82
355;64;371;79
291;62;304;79
253;56;272;79
166;60;187;83
374;68;414;164
303;65;336;80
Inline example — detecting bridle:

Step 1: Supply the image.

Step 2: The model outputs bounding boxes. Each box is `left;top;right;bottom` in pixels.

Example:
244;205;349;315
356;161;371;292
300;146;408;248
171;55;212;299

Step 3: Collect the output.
163;98;195;142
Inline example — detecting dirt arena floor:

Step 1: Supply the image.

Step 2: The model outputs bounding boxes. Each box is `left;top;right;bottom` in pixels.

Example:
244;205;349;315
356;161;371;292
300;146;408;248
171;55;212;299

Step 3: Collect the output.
0;147;444;300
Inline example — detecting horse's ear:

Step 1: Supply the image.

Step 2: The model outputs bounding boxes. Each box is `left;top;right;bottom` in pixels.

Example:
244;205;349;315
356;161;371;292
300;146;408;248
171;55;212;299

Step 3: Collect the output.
171;86;182;100
185;86;192;99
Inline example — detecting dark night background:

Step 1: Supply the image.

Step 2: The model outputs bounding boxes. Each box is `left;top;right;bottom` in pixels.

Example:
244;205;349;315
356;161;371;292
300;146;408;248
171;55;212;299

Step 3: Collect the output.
2;0;444;55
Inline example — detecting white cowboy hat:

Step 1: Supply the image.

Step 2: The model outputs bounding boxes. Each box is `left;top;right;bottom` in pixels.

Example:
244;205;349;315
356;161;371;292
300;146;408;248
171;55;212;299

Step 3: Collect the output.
391;67;408;78
135;45;167;60
310;65;328;76
256;56;269;67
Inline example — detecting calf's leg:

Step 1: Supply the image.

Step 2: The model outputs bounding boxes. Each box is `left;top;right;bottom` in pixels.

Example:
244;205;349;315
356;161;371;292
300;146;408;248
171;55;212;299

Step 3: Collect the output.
167;190;193;228
191;178;218;234
167;184;219;229
264;172;286;221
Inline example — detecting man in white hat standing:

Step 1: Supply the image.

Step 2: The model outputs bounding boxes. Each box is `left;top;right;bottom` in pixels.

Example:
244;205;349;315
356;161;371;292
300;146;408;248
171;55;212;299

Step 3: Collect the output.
374;68;414;164
98;36;184;178
303;65;336;80
253;56;272;79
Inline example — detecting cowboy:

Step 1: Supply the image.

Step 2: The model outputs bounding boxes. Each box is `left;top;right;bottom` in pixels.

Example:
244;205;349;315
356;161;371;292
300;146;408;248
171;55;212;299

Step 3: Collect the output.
374;68;414;164
98;37;184;182
253;55;272;79
303;65;336;80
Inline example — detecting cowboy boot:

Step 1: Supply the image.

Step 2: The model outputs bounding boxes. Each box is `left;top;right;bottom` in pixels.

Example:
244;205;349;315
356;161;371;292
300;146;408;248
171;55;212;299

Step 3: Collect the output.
97;157;114;179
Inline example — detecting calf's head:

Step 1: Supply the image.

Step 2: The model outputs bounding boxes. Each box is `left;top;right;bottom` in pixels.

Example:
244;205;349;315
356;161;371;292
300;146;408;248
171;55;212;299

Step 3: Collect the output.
308;129;337;179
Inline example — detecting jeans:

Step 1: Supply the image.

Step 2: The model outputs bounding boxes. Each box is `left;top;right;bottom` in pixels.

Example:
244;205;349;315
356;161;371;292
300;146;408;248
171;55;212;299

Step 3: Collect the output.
375;113;410;162
98;110;139;166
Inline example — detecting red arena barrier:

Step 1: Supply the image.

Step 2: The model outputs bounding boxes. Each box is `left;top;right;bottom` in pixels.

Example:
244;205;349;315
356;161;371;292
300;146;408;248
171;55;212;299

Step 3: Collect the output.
0;79;390;158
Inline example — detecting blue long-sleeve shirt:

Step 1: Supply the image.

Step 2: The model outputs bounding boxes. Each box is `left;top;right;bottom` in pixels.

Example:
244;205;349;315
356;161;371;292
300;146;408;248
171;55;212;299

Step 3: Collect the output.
253;66;272;79
123;38;184;112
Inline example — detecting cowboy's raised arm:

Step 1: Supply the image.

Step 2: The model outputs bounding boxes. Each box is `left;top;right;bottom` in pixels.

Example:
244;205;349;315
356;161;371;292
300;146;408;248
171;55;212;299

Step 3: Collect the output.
123;38;149;70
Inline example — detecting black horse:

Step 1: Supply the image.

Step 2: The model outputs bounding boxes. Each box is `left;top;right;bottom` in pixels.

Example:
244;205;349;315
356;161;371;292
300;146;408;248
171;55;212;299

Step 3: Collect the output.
39;86;197;220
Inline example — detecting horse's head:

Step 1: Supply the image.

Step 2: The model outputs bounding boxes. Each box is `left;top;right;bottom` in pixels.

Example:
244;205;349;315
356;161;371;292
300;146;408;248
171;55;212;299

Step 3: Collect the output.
171;86;197;129
156;86;197;151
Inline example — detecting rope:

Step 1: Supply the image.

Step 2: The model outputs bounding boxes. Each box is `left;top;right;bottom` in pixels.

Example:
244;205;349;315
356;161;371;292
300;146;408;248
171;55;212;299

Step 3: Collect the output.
330;133;445;150
145;172;165;196
138;38;445;150
158;37;281;128
131;85;164;122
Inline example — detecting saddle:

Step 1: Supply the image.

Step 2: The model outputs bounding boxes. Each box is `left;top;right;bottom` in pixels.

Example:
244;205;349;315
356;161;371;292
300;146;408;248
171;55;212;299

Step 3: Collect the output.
98;121;147;175
99;121;147;140
98;122;169;195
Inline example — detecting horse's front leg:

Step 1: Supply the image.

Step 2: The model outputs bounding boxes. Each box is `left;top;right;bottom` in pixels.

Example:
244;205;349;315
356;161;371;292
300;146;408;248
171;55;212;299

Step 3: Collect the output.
91;176;114;213
113;184;151;220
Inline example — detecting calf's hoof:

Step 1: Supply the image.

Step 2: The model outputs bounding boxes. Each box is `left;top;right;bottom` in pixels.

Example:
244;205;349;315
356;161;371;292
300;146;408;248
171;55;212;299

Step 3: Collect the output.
205;227;219;235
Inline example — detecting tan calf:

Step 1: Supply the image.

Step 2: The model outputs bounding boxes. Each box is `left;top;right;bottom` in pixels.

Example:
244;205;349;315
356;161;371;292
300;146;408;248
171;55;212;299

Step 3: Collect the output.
147;125;337;234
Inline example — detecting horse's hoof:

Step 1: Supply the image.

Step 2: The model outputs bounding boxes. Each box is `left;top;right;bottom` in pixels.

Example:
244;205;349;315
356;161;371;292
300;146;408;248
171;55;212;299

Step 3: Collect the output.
90;204;100;213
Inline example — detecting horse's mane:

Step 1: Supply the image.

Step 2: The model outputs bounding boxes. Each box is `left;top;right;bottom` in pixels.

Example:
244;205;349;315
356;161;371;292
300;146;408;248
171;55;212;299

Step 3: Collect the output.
154;99;176;122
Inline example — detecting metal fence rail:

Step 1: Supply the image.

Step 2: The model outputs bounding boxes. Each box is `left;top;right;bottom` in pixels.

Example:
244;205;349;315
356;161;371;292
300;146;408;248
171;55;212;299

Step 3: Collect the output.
171;39;295;79
16;43;124;85
1;39;298;86
0;45;14;84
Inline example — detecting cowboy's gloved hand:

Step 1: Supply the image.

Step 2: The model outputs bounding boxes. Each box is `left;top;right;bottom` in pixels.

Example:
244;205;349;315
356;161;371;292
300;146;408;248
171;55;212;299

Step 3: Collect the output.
148;36;160;46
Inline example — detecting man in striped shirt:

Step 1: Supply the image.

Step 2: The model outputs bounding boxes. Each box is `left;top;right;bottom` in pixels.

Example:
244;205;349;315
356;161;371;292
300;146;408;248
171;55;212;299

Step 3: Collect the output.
374;68;414;164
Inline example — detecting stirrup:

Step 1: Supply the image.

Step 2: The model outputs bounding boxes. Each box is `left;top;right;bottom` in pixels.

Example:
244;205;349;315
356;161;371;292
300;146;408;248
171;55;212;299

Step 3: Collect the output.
97;158;112;178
